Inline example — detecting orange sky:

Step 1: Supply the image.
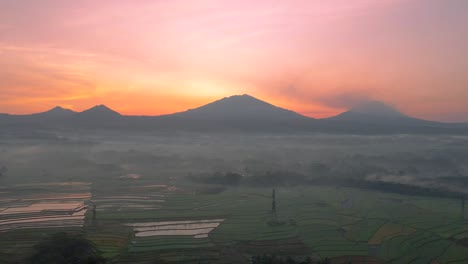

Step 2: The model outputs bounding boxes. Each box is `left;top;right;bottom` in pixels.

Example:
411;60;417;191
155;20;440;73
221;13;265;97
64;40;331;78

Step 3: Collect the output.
0;0;467;121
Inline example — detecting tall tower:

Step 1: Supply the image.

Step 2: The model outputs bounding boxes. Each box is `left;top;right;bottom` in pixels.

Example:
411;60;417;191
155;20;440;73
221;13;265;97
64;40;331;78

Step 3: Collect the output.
462;195;466;221
272;189;277;214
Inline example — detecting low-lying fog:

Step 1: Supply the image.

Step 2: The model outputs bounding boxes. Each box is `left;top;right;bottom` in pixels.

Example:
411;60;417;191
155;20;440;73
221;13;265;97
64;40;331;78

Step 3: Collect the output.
1;132;467;197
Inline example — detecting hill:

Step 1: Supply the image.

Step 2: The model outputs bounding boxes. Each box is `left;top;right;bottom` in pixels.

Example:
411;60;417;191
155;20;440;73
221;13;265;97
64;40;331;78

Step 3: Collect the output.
172;94;307;121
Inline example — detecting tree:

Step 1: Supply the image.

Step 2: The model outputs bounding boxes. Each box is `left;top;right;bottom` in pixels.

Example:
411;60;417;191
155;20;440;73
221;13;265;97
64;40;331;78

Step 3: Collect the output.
317;258;330;264
28;232;106;264
0;166;7;177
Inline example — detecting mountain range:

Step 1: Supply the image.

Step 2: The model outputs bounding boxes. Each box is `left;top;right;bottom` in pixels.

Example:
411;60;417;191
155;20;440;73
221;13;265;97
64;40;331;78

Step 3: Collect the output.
0;94;466;134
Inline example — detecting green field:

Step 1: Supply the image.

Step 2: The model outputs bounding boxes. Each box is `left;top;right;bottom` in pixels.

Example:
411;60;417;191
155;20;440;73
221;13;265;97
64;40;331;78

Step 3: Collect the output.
1;179;467;264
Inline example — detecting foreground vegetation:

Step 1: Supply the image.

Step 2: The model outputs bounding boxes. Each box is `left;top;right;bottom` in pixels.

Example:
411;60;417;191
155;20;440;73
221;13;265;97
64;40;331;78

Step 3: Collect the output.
28;233;106;264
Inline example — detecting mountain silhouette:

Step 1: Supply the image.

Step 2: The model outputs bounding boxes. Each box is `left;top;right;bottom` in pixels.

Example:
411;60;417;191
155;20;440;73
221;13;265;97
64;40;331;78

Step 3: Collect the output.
33;106;76;118
173;94;307;121
1;96;466;134
328;101;421;124
77;105;121;118
148;94;312;132
64;105;123;128
348;101;404;117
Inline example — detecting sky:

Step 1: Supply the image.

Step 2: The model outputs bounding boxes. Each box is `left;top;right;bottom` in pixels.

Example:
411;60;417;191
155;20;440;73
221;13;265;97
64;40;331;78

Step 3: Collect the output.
0;0;467;121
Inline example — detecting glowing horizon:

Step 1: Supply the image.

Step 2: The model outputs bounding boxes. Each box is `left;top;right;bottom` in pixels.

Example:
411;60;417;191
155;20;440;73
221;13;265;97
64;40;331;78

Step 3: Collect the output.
1;0;467;122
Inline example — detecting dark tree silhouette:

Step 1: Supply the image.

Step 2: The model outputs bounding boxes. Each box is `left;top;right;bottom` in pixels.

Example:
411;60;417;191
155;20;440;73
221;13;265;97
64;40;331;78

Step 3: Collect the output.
251;255;312;264
28;232;106;264
0;166;7;177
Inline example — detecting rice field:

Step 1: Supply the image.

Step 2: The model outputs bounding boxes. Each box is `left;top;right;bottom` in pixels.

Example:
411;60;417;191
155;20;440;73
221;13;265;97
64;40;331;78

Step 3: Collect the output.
0;180;467;264
126;219;225;238
367;223;415;246
0;182;91;233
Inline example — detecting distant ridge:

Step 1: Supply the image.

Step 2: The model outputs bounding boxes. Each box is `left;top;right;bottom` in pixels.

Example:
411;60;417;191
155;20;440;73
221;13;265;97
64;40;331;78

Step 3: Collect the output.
1;95;467;134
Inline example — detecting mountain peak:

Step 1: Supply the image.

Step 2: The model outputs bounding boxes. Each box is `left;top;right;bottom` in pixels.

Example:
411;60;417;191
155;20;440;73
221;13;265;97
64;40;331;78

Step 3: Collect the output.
34;106;75;117
79;105;121;117
48;106;74;113
51;106;65;110
177;94;306;120
88;104;112;110
328;100;411;123
213;94;262;102
349;101;404;117
217;94;269;104
229;94;257;99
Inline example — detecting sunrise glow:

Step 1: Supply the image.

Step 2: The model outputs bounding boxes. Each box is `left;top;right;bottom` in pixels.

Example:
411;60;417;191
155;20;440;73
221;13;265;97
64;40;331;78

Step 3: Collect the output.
1;0;467;121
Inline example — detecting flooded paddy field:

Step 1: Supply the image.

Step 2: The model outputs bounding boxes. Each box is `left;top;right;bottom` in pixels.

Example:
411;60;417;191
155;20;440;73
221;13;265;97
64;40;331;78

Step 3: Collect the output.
126;219;225;238
0;182;91;232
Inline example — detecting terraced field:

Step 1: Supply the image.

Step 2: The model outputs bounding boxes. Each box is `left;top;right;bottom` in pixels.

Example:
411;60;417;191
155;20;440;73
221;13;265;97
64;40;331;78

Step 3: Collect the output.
0;182;91;262
1;180;467;264
0;182;91;232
